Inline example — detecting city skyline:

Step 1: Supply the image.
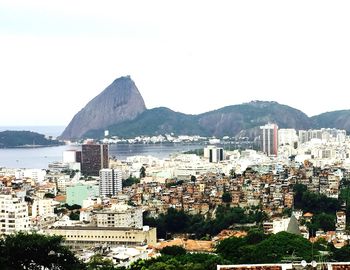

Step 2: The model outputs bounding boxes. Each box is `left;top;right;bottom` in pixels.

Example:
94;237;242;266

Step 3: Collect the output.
1;1;350;126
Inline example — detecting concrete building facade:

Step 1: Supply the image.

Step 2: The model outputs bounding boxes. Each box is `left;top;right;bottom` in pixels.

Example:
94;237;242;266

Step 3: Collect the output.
204;146;224;163
81;144;109;176
0;194;29;235
99;169;122;197
66;182;99;206
260;123;278;156
46;226;157;250
95;204;143;229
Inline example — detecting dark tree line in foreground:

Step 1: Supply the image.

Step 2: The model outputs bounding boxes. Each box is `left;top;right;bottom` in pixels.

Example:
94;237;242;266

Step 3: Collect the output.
2;231;350;270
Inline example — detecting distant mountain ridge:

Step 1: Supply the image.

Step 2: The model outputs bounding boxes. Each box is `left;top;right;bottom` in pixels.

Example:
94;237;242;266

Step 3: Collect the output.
311;110;350;131
61;76;350;140
83;100;312;139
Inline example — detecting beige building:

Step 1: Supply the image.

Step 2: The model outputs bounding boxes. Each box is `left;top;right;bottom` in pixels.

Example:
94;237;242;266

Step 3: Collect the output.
46;226;157;250
32;198;55;218
95;204;143;229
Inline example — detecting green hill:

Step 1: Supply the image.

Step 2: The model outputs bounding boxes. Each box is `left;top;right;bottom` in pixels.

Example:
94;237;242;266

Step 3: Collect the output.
83;101;312;139
311;110;350;132
0;130;64;148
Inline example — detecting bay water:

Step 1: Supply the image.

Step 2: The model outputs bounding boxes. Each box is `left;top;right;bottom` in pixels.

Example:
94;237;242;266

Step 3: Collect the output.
0;126;203;169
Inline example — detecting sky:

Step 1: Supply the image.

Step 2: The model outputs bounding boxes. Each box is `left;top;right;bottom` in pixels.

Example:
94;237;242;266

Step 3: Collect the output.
0;0;350;126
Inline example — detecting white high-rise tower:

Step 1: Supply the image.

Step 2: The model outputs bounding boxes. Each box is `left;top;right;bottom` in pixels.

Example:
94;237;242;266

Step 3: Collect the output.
99;169;122;197
260;123;278;156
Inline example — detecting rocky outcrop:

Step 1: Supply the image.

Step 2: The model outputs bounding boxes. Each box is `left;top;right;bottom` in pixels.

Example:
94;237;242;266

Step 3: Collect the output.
60;76;146;140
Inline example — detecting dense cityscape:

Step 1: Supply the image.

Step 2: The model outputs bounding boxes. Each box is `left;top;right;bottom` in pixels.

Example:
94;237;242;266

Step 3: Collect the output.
2;0;349;268
1;125;350;269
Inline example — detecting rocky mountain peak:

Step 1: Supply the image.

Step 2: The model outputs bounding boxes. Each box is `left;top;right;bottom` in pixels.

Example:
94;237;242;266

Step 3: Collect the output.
60;76;146;140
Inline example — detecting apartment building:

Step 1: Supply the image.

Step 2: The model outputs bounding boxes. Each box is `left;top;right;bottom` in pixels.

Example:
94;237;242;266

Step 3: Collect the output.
81;143;109;176
99;169;122;197
0;193;29;235
260;123;278;156
95;204;143;229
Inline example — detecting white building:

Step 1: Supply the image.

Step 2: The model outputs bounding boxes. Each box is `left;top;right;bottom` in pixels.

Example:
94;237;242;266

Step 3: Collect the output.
15;169;47;183
260;123;278;156
99;169;122;197
263;216;301;236
57;174;71;193
204;145;224;163
95;203;143;229
278;129;298;147
0;193;29;235
63;150;78;163
336;211;346;231
299;129;346;144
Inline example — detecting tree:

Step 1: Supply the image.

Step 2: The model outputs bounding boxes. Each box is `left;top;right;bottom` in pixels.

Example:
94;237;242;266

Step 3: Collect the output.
87;254;115;270
123;176;140;187
293;183;307;209
332;245;350;262
216;231;316;264
190;175;196;182
215;236;247;263
44;193;56;198
245;229;267;245
251;232;315;264
164;208;190;233
229;169;236;179
0;232;84;270
140;166;146;178
160;246;186;256
129;253;229;270
148;262;177;270
222;192;232;203
64;204;81;211
69;211;80;220
308;213;336;233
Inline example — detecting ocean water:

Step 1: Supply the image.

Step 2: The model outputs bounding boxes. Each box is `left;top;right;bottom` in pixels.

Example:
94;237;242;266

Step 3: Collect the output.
0;126;203;169
0;143;202;169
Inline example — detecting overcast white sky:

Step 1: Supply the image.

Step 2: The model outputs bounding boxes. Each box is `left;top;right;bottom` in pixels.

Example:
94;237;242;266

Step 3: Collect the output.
1;0;349;126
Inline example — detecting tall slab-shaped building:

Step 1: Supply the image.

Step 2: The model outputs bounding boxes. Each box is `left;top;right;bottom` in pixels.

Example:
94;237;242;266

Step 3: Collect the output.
260;123;278;156
81;144;109;176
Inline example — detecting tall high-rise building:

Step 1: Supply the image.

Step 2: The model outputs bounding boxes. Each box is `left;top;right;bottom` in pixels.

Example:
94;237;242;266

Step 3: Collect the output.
81;144;109;176
204;145;224;163
260;123;278;156
99;169;122;197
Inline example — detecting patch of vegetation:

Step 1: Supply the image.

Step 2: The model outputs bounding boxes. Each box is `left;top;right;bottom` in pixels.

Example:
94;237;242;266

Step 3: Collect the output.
0;232;84;269
123;176;140;187
0;130;63;148
143;206;267;239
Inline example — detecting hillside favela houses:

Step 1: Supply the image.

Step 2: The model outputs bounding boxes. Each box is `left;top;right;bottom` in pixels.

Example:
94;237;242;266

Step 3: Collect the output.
2;123;350;267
